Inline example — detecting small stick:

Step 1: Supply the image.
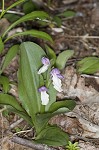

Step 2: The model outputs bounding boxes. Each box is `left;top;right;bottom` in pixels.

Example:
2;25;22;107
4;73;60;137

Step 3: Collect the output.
65;35;99;39
10;118;24;129
0;9;24;15
81;74;99;79
11;136;57;150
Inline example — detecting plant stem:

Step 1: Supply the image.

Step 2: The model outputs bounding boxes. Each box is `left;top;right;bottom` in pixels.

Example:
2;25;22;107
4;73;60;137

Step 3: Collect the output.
0;0;5;18
40;105;45;113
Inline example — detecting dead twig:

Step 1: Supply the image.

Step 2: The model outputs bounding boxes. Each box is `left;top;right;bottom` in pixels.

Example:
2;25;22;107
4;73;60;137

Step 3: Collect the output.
81;74;99;79
0;10;24;15
10;118;24;129
11;136;57;150
65;35;99;39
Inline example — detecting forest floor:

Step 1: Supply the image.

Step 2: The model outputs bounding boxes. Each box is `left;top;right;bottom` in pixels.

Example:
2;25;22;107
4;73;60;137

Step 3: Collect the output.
0;0;99;149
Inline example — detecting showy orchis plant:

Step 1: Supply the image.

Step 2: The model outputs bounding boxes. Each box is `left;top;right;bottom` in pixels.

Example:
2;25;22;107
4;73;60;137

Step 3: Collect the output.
0;0;76;148
0;41;75;147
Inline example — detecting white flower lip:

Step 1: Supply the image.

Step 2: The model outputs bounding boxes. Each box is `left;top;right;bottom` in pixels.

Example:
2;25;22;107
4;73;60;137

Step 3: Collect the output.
38;86;49;105
50;68;63;92
38;57;50;74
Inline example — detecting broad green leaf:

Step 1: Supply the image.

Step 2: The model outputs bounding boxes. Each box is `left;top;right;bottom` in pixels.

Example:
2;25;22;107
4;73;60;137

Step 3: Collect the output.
35;113;53;133
35;125;69;146
53;16;62;27
45;45;56;65
0;37;4;53
77;57;99;74
4;30;53;43
36;100;76;133
49;100;76;113
4;0;25;15
4;14;20;23
1;45;19;73
7;106;33;126
0;93;25;112
58;10;76;18
23;0;36;14
18;42;46;123
56;50;74;70
2;11;49;38
0;75;9;93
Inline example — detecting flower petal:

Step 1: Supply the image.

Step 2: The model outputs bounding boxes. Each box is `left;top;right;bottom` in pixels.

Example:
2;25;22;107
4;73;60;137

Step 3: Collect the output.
52;75;63;92
38;65;49;74
41;91;49;105
42;57;50;65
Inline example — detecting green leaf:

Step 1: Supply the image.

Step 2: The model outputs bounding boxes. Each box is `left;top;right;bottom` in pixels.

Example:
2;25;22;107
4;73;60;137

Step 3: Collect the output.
77;57;99;74
35;113;53;133
53;16;62;27
49;100;76;113
58;10;76;18
36;100;76;133
35;125;69;146
4;14;20;23
45;45;56;65
0;37;4;53
4;30;53;43
2;11;49;38
1;45;19;73
0;75;9;93
4;0;25;15
56;50;74;70
23;0;36;14
18;42;46;123
7;106;33;126
0;93;25;112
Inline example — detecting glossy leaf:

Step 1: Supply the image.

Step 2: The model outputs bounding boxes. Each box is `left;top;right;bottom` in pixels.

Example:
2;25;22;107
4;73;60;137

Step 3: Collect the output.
23;0;36;14
53;16;62;27
45;45;56;64
2;11;49;38
49;100;76;113
1;45;19;73
0;37;4;53
4;14;20;23
7;106;33;126
4;0;25;15
35;113;52;133
35;125;69;146
77;57;99;74
4;30;53;43
18;42;46;123
56;50;74;70
0;93;25;112
0;75;9;93
58;10;76;18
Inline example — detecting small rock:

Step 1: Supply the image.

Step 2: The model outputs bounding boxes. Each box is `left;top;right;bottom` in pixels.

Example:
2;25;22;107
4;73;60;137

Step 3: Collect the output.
0;18;10;36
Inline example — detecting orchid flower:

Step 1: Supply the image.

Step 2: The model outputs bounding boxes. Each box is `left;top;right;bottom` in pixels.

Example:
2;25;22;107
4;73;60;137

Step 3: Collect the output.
38;57;50;74
38;86;49;105
50;68;63;92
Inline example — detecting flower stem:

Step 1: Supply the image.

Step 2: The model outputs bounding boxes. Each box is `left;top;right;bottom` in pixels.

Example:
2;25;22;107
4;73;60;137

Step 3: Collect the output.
40;105;45;113
0;0;5;18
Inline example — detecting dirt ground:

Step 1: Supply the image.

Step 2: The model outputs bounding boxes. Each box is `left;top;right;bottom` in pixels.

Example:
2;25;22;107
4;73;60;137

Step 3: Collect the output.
0;0;99;149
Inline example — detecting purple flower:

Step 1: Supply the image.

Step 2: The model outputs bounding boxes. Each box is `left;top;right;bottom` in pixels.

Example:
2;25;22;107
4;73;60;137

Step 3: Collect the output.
38;86;49;105
38;57;50;74
50;68;63;92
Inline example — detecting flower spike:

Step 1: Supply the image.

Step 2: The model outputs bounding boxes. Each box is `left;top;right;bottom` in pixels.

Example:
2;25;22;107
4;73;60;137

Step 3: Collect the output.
38;86;49;105
38;57;50;74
